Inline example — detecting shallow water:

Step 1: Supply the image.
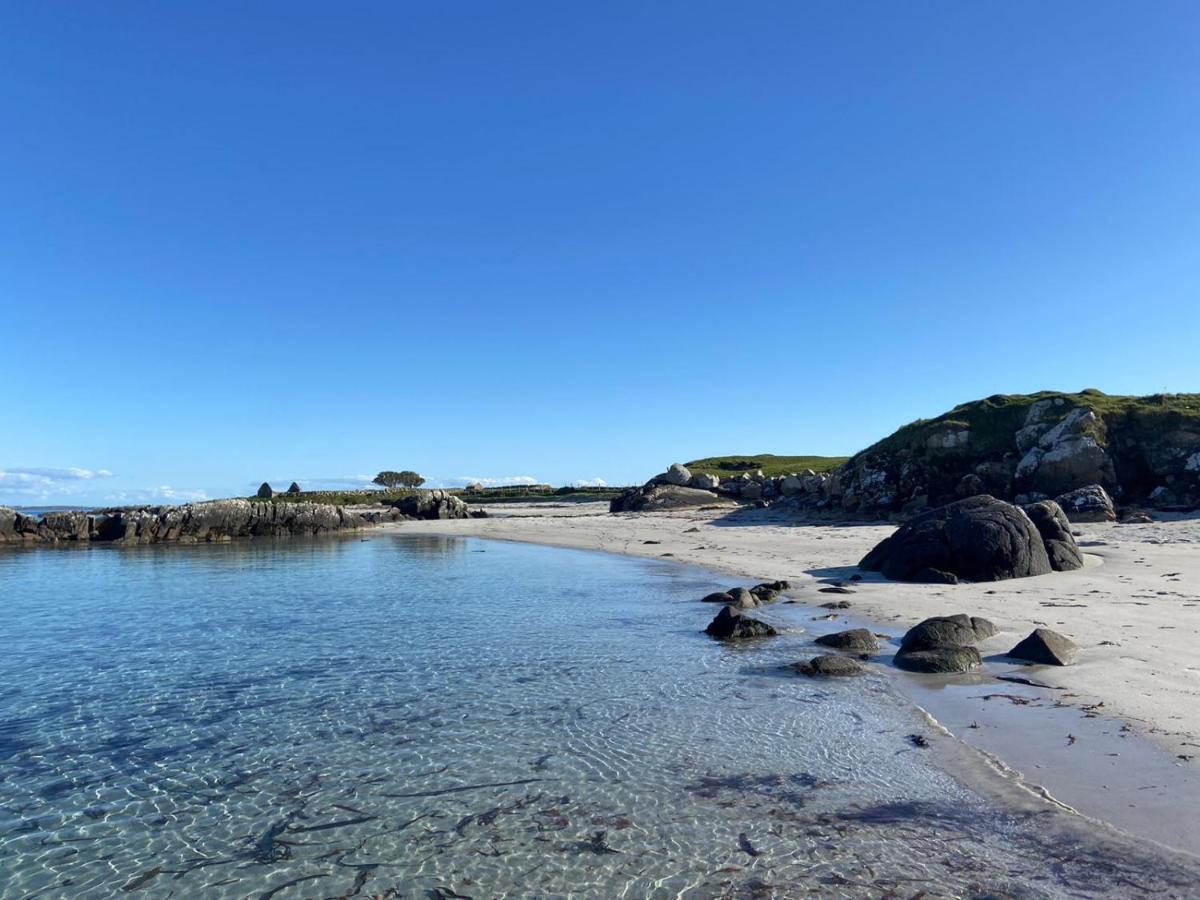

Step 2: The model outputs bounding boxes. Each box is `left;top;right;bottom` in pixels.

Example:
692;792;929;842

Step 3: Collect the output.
0;534;1196;898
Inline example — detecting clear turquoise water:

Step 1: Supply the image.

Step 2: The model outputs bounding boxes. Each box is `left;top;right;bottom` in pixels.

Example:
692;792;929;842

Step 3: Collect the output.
0;534;1194;899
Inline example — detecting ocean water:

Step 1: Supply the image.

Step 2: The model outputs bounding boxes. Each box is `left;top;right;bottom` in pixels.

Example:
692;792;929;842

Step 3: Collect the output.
0;534;1195;899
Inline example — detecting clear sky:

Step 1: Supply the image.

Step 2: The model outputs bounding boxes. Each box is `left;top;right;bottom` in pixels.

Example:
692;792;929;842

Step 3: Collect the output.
2;2;1198;506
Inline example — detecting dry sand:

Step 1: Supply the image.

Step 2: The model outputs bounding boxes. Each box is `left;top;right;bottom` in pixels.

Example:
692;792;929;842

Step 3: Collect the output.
389;501;1200;854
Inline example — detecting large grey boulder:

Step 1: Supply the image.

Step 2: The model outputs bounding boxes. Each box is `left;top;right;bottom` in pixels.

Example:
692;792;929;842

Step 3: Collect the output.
689;472;721;490
1054;484;1116;523
1015;407;1117;496
704;606;777;640
727;587;758;609
0;507;18;542
860;495;1052;583
609;484;733;513
1022;500;1085;571
1009;628;1078;666
656;463;692;486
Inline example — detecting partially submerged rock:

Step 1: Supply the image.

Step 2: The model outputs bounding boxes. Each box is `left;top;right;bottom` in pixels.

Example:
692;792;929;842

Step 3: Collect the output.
860;495;1052;583
894;647;982;674
900;614;997;652
704;606;777;640
1008;628;1078;666
792;655;865;677
700;591;734;604
1023;500;1085;571
814;628;880;652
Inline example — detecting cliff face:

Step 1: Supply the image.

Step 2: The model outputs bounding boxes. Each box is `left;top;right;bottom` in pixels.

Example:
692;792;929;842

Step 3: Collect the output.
832;391;1200;515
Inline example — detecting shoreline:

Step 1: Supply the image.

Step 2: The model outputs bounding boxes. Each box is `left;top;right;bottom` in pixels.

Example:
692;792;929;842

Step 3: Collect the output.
391;501;1200;858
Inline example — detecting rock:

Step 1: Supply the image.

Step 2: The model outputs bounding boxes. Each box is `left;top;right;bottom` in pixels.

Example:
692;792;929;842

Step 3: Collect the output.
689;472;721;490
792;655;865;677
609;484;734;513
819;585;856;594
657;463;692;486
749;583;782;603
779;475;805;496
1008;628;1078;666
0;507;18;543
739;481;764;501
704;606;777;640
700;591;735;604
286;482;302;494
394;490;472;520
1054;484;1116;523
899;614;996;652
814;628;879;651
1120;511;1154;524
956;474;985;498
1016;408;1117;496
753;579;791;592
1022;500;1085;571
819;600;852;610
894;647;982;674
256;482;274;499
859;495;1052;583
727;587;758;609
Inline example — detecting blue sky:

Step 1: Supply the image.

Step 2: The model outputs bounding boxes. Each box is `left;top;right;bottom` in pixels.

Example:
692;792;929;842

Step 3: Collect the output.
2;2;1198;506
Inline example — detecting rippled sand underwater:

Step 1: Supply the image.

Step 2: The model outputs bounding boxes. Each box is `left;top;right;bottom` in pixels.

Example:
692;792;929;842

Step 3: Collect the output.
1;534;1196;898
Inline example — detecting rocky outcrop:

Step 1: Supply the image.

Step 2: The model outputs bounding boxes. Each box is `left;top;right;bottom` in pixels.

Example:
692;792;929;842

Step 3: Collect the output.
1054;484;1116;523
1008;628;1078;665
609;483;735;513
0;493;482;547
860;496;1054;583
1022;500;1085;571
829;391;1200;516
392;489;474;520
704;605;778;640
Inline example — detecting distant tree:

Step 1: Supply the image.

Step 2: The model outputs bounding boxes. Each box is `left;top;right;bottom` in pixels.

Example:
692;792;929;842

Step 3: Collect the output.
397;470;425;489
286;482;302;494
373;471;403;490
256;482;274;499
374;470;426;490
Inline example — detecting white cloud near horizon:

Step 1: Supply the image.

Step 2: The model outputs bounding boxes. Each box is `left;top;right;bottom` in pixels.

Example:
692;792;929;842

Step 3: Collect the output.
0;466;116;501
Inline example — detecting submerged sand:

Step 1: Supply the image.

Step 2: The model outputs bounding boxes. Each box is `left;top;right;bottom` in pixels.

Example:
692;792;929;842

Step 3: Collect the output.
391;501;1200;856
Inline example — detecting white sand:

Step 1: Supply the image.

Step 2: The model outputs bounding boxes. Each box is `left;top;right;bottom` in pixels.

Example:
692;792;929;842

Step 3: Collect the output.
394;501;1200;763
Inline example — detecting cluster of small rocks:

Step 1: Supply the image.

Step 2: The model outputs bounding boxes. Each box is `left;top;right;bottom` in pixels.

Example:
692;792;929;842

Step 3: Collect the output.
701;580;790;639
610;463;840;513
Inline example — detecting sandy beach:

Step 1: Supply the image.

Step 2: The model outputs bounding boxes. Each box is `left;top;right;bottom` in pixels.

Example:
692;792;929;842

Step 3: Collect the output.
394;501;1200;855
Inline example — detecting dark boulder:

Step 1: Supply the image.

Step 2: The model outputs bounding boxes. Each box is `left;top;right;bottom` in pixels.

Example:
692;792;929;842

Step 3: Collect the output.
860;495;1052;583
893;647;982;674
700;591;735;604
900;614;997;652
1054;484;1116;523
1008;628;1078;666
814;628;880;651
792;655;865;677
1023;500;1085;571
704;606;778;640
394;490;471;520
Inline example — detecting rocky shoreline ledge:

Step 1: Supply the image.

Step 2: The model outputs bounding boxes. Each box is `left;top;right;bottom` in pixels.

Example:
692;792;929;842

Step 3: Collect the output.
0;490;485;545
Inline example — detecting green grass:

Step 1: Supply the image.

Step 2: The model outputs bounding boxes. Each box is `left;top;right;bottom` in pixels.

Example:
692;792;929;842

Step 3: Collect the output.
853;390;1200;461
683;454;849;478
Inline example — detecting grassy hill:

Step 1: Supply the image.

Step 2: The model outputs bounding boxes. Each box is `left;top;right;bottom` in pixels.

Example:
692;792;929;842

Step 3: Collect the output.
684;454;849;478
